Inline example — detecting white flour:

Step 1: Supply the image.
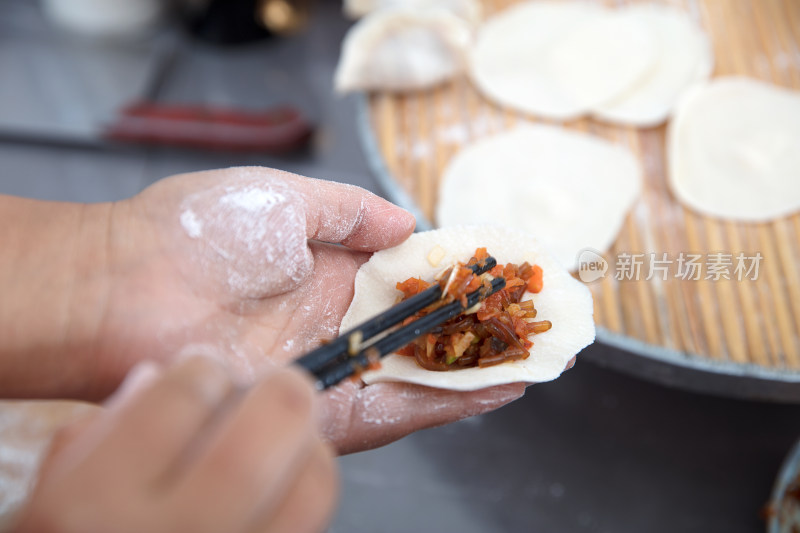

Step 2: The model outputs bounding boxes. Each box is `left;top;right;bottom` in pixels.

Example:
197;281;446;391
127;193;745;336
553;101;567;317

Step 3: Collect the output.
219;187;286;213
180;209;203;238
179;177;312;299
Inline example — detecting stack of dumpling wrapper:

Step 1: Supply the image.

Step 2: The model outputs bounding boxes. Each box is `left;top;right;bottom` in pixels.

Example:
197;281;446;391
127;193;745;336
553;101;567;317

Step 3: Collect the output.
336;0;800;240
336;0;713;127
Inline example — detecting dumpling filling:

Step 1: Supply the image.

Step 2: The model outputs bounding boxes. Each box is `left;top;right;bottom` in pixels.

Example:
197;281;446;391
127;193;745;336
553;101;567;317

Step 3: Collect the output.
395;247;551;371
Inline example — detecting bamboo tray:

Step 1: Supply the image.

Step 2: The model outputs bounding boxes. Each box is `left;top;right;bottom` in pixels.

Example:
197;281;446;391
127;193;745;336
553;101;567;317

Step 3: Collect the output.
356;0;800;401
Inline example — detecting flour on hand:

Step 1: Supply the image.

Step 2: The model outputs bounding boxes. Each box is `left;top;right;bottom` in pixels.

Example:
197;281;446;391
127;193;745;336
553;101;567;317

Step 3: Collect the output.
178;171;314;299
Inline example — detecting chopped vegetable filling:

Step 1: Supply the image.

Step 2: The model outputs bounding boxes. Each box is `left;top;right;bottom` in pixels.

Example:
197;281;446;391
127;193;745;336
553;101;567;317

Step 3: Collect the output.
395;248;551;371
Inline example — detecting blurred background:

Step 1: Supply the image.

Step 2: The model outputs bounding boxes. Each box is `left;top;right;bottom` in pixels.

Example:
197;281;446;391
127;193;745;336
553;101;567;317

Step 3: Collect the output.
1;0;799;531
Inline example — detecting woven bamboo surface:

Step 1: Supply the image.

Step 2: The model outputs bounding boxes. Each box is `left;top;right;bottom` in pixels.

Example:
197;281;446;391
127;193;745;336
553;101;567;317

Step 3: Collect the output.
366;0;800;373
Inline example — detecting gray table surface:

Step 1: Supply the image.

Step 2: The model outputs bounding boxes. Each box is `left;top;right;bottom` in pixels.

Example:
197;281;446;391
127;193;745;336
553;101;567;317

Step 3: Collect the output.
1;1;798;532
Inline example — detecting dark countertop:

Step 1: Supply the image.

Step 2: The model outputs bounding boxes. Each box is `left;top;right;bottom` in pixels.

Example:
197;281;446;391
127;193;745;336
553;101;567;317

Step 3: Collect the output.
336;344;800;533
1;1;798;531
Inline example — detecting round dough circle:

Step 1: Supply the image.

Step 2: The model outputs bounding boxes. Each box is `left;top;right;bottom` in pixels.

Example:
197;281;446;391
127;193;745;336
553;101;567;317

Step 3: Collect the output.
668;77;800;221
468;1;656;120
340;226;595;391
436;125;642;269
591;4;714;127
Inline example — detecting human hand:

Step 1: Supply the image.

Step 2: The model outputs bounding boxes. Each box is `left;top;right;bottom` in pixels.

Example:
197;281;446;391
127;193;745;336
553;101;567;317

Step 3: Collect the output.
109;167;527;454
13;357;337;533
4;166;527;454
73;166;416;394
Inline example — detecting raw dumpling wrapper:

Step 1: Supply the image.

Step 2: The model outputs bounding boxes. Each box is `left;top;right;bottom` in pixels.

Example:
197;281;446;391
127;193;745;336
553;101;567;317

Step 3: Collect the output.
436;125;642;269
468;1;656;120
591;4;714;127
335;8;471;93
339;226;595;391
668;77;800;221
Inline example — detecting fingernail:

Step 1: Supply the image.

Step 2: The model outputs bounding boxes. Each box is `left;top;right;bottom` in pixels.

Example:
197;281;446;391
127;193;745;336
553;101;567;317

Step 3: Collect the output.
399;209;417;233
171;343;227;364
105;361;162;410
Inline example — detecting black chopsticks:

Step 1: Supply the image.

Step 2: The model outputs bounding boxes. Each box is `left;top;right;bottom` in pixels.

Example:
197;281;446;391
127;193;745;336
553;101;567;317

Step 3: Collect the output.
294;256;505;390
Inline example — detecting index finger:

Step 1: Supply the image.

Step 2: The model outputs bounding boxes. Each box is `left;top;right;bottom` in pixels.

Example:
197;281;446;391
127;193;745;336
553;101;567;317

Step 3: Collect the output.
285;174;416;251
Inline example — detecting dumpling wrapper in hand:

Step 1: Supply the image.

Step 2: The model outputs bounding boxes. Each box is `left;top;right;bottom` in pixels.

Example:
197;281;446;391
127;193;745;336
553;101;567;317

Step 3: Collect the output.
339;226;596;391
334;8;471;93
